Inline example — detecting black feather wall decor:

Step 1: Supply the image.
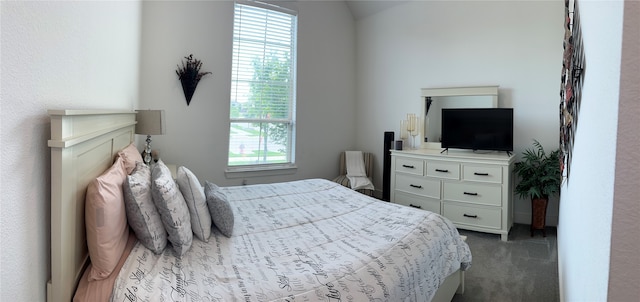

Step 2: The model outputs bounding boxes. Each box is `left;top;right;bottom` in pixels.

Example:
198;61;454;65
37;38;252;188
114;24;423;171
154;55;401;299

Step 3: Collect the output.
175;54;212;106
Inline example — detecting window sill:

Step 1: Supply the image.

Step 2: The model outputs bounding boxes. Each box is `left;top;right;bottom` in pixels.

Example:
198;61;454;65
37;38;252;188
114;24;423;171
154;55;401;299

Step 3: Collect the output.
225;163;297;179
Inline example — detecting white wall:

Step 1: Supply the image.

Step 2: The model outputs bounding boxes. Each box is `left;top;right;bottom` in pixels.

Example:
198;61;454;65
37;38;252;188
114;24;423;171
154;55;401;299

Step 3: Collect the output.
138;1;356;187
556;0;627;301
0;1;141;301
354;1;565;224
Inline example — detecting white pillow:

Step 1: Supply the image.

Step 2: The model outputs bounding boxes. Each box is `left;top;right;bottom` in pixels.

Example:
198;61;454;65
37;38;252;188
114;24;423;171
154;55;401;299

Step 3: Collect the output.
176;166;211;242
123;162;167;254
151;160;193;256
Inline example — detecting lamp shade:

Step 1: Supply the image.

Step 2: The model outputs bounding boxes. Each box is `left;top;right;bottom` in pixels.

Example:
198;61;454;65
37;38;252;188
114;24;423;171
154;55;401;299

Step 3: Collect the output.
135;110;166;135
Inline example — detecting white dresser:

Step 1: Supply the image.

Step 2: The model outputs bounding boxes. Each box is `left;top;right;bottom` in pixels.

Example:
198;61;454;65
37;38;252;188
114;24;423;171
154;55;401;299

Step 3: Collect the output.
390;148;515;241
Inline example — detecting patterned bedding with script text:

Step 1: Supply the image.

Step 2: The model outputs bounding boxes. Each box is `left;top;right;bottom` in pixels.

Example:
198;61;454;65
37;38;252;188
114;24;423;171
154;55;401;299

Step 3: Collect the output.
111;178;471;302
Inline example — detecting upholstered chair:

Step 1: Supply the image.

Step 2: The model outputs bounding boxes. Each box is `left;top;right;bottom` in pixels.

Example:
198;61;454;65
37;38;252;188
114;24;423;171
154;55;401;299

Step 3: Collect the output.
331;151;374;196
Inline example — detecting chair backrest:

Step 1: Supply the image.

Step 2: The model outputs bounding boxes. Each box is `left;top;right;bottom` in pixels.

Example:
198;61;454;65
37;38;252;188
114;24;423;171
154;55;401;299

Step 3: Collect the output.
339;151;373;179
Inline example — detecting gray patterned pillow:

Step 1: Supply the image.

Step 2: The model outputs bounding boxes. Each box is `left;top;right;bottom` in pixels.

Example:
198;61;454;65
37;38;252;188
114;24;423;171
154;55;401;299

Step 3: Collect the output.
204;181;234;237
151;160;193;256
176;166;211;242
123;162;167;254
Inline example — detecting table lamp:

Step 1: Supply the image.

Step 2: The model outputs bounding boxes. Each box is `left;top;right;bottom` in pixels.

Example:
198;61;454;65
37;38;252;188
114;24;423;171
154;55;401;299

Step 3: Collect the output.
135;109;166;165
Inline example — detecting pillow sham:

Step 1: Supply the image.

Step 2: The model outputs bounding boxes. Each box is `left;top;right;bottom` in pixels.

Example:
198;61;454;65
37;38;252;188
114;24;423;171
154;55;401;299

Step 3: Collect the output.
176;166;211;242
117;143;144;175
85;156;130;281
151;160;193;256
123;162;167;254
204;181;234;237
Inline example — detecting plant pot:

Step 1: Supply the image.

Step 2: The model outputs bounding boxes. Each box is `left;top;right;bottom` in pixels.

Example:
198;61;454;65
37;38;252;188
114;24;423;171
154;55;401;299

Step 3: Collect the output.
530;197;548;237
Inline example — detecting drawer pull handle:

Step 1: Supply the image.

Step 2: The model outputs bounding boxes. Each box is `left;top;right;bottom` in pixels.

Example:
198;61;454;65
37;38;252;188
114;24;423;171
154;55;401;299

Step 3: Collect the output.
463;214;478;218
409;184;423;189
435;169;449;173
409;204;422;209
463;192;478;196
402;164;415;169
474;172;489;176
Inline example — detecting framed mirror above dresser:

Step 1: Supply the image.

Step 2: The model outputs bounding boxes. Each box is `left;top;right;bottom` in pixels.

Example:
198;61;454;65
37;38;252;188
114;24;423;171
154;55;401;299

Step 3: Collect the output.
392;85;514;241
420;86;498;149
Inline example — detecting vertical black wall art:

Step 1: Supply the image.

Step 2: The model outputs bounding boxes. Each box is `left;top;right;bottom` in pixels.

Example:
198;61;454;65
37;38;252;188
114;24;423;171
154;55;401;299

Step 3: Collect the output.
559;0;585;181
176;54;212;106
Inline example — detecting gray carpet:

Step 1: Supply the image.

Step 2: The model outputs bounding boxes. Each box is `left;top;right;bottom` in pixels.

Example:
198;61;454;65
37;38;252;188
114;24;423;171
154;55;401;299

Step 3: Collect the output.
451;224;559;302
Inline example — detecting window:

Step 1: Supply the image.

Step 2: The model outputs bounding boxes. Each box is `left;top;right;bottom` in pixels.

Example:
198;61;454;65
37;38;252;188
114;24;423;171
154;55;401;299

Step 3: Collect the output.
229;2;297;170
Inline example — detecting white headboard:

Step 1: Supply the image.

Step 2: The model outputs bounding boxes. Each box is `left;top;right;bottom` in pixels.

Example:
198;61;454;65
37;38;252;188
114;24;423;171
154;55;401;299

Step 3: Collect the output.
47;110;136;302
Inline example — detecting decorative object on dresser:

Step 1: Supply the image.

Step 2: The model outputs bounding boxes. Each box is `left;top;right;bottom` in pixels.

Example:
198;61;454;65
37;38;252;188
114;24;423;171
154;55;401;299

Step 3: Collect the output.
402;113;421;149
395;140;403;150
400;119;408;148
513;140;561;237
135;109;166;165
176;54;212;106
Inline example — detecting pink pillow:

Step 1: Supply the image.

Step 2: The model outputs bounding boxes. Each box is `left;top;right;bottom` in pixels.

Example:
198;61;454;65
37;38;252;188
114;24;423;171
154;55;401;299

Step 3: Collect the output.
73;232;136;302
85;156;130;281
117;143;143;174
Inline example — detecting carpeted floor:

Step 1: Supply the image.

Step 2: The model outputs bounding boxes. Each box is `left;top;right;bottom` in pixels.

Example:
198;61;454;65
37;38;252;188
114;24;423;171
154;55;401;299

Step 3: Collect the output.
452;224;559;302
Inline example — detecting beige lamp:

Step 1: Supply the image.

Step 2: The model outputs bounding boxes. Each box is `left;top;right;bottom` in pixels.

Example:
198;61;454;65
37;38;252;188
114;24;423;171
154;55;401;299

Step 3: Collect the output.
135;109;166;165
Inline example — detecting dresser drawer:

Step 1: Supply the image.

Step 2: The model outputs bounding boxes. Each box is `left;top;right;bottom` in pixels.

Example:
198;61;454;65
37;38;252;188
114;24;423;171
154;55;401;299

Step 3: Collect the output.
394;191;441;213
395;157;424;176
443;203;502;229
463;165;503;183
443;182;502;206
395;174;440;199
426;161;460;180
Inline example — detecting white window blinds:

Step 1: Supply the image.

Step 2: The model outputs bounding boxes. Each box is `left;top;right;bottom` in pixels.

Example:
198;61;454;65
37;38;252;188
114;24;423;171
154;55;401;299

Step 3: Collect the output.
229;2;297;167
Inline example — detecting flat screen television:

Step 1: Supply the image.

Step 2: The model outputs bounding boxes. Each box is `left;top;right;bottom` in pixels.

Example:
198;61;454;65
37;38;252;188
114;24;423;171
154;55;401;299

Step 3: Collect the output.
441;108;513;152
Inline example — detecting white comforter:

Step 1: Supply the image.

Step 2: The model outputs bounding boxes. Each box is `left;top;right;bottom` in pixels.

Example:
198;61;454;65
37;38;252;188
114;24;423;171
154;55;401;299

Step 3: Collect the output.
111;179;471;302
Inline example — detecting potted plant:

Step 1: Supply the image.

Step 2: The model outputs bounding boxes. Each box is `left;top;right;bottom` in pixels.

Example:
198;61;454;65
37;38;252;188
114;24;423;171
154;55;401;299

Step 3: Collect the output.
513;140;561;237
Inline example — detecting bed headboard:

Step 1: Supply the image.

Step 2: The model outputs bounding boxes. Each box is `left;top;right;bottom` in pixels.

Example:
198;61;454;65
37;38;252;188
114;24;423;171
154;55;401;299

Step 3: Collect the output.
47;110;136;302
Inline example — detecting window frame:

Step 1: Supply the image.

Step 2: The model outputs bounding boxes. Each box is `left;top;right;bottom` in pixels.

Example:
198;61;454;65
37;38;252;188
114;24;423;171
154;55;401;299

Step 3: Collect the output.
225;1;298;178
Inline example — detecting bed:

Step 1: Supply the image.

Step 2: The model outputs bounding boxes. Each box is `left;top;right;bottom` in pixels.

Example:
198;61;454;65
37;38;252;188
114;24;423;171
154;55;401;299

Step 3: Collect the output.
47;110;471;302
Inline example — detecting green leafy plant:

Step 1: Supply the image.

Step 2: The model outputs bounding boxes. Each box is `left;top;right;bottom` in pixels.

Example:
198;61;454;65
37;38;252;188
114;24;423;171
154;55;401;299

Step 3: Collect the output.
513;140;562;200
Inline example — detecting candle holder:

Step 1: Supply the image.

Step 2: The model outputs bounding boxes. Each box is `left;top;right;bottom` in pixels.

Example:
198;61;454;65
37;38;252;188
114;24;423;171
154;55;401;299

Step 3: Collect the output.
411;130;419;149
400;120;408;142
406;114;419;149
